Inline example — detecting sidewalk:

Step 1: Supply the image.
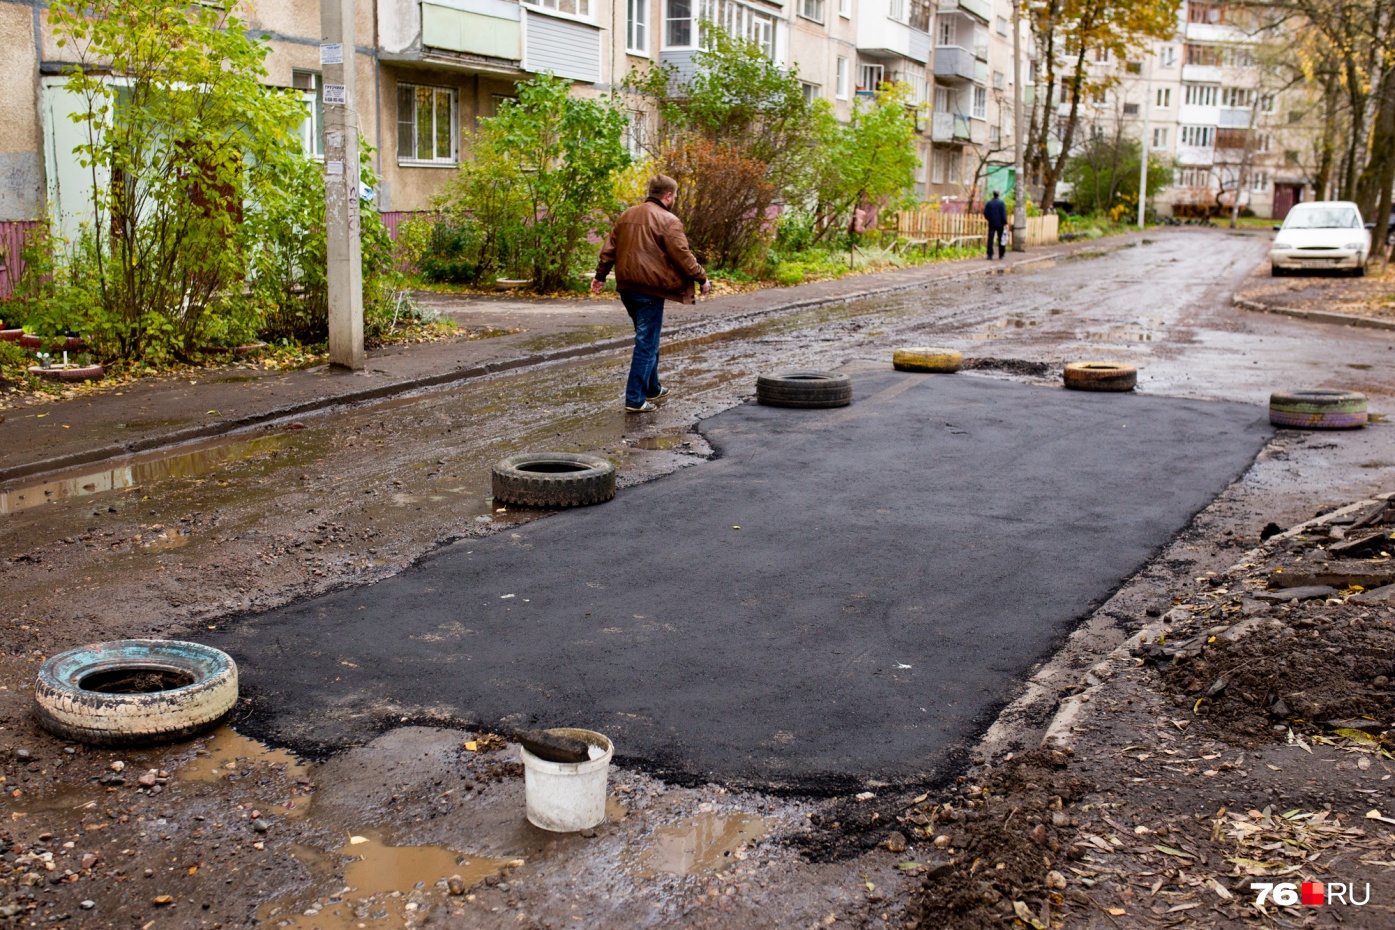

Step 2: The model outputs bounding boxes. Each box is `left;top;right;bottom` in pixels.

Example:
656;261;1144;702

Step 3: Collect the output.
0;236;1129;484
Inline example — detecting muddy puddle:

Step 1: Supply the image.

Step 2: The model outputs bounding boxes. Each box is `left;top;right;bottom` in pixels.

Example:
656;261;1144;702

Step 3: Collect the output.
634;811;770;878
0;433;298;514
259;830;518;930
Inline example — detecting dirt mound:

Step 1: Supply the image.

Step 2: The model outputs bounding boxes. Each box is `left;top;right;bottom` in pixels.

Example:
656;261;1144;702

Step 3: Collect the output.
904;750;1086;930
961;357;1054;377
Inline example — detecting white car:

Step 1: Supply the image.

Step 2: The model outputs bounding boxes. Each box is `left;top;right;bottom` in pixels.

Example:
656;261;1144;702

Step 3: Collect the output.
1270;201;1371;277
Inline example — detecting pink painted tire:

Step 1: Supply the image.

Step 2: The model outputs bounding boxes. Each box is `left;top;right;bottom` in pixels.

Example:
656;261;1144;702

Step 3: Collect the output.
28;364;104;383
1269;390;1367;429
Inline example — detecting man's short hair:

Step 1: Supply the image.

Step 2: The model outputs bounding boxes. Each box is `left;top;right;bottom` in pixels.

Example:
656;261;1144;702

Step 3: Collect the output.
648;175;678;199
991;190;1000;198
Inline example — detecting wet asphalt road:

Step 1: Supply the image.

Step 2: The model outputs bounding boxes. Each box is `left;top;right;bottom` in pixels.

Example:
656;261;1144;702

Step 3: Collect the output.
204;371;1271;789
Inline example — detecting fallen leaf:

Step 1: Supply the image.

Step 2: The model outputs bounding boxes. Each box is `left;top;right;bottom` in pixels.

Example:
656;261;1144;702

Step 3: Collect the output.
897;862;923;871
1106;908;1127;916
1154;845;1194;860
465;741;478;751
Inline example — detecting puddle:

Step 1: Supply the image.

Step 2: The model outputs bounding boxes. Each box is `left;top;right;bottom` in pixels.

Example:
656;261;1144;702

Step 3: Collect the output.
181;727;313;818
143;528;191;550
632;434;695;451
521;325;629;353
257;830;515;930
635;812;769;878
0;433;296;515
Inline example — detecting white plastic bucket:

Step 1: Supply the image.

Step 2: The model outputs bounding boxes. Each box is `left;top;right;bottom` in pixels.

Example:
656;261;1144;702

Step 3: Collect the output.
519;728;613;832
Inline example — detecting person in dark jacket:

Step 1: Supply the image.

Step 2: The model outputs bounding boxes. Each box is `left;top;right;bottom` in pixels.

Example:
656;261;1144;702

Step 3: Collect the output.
984;190;1008;260
593;175;710;413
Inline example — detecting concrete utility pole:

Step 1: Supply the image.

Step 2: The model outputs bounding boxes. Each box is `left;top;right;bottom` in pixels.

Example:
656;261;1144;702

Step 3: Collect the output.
322;0;364;371
1010;0;1027;252
1138;56;1151;229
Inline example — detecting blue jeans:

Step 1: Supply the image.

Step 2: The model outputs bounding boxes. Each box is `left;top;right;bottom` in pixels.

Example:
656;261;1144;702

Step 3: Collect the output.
987;225;1006;259
619;290;664;406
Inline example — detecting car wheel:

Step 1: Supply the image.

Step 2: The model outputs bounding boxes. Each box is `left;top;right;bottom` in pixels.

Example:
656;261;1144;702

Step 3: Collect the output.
491;453;616;508
34;640;238;747
1269;389;1368;429
1353;264;1367;278
1063;362;1137;392
1270;265;1286;277
892;347;962;373
755;371;853;408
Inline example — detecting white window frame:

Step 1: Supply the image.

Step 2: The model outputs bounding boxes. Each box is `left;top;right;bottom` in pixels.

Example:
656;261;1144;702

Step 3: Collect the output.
859;64;884;93
1180;125;1214;148
934;85;951;113
664;0;776;58
836;56;849;99
947;148;961;183
1123;102;1139;117
1152;126;1167;148
801;81;821;103
1158;46;1176;67
1259;93;1275;113
931;148;946;184
627;0;649;54
889;0;907;24
799;0;824;24
1251;171;1268;192
1156;87;1171;108
1183;83;1218;107
972;86;987;119
992;71;1004;90
397;83;458;166
523;0;593;22
937;18;955;47
995;16;1008;35
625;109;647;157
293;70;323;159
839;0;850;17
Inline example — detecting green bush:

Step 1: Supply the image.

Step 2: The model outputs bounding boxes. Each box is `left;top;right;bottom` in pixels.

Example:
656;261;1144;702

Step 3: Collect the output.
415;219;484;284
773;262;805;286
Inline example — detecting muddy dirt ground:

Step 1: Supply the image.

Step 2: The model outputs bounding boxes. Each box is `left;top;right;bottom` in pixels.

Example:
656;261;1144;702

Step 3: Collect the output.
2;229;1394;928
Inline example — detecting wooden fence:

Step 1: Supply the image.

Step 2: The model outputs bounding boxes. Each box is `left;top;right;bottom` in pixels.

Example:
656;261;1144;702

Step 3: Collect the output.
894;208;1059;247
0;221;42;302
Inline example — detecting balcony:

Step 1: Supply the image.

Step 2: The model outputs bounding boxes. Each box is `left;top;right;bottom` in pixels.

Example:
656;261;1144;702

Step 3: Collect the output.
937;0;991;23
857;14;932;64
380;0;601;83
1218;107;1253;128
934;45;986;83
1181;64;1223;83
930;111;972;142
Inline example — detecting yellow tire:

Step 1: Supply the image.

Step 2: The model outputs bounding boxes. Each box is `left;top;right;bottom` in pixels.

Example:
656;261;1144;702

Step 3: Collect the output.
893;347;962;373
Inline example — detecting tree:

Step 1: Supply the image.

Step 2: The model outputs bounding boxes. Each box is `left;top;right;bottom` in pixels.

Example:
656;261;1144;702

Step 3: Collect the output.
1024;0;1179;211
1063;133;1174;214
48;0;305;361
436;75;631;292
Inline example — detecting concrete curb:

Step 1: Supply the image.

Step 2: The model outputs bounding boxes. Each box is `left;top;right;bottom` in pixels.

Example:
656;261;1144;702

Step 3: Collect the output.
1232;294;1395;332
0;238;1119;485
1039;489;1395;753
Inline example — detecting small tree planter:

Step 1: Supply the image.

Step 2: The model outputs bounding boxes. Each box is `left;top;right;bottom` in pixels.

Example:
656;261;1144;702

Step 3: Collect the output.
0;329;23;342
18;334;86;352
28;363;104;383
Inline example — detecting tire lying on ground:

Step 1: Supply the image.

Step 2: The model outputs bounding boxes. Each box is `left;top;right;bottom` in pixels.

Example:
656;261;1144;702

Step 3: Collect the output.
1063;362;1137;392
892;347;962;373
1269;389;1368;429
492;453;616;507
755;371;853;409
34;640;238;747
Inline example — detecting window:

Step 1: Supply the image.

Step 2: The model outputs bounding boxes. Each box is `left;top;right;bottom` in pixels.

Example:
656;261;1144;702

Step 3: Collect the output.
801;81;821;104
836;57;849;99
525;0;591;18
934;85;952;113
1156;87;1171;107
1188;2;1222;24
972;86;987;119
1180;125;1215;147
993;71;1004;91
1215;127;1248;148
1159;46;1176;67
1185;44;1222;67
667;0;775;56
990;125;1001;144
1259;94;1275;113
1125;61;1142;75
627;0;648;53
1287;109;1305;124
1090;123;1105;141
889;0;906;24
1255;131;1271;152
625;110;647;157
839;0;850;16
1123;102;1139;116
799;0;824;23
996;16;1008;35
1152;126;1168;148
1183;83;1218;106
1283;149;1300;166
293;70;323;157
1179;167;1211;187
859;64;884;93
1221;87;1254;108
947;148;961;183
1223;46;1255;67
397;83;456;164
937;18;955;46
1093;47;1108;63
931;149;947;184
1091;87;1106;105
1251;171;1269;192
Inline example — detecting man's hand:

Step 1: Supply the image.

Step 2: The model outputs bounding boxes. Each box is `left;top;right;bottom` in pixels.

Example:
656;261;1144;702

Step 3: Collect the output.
700;279;712;296
590;278;605;295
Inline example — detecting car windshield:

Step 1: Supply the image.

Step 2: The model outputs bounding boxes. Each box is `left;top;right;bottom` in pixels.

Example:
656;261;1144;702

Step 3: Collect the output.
1284;208;1362;229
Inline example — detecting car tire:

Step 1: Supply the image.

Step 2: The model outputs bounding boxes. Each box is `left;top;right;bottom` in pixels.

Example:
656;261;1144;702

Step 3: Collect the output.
755;371;853;408
1353;264;1367;278
492;453;616;508
1270;265;1286;277
34;640;238;747
1269;389;1368;429
1063;362;1137;392
892;347;962;373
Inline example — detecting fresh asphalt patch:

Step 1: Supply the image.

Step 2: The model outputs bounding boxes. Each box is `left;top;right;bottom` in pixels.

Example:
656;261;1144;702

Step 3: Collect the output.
204;372;1272;792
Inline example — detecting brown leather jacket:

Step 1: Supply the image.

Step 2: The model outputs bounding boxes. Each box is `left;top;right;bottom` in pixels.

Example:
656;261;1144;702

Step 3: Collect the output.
595;198;707;304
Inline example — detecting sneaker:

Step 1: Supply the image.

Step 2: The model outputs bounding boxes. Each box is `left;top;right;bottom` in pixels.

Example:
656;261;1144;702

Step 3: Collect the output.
648;386;671;400
625;401;658;413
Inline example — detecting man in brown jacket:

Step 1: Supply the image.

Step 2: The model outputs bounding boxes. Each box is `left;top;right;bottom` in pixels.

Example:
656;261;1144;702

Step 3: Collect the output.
592;175;710;413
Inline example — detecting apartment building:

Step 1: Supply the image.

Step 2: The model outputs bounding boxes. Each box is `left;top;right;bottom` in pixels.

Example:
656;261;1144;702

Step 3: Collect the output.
0;0;1025;240
1062;0;1313;219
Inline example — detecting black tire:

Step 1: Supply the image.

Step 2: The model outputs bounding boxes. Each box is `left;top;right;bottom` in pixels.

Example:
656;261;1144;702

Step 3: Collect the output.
1063;362;1137;392
755;371;853;409
492;453;616;508
34;640;238;747
1271;265;1286;277
1353;264;1367;278
1269;389;1367;429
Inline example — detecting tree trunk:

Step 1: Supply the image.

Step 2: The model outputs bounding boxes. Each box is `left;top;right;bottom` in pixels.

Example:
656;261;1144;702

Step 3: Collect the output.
1042;48;1090;212
1356;65;1395;219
